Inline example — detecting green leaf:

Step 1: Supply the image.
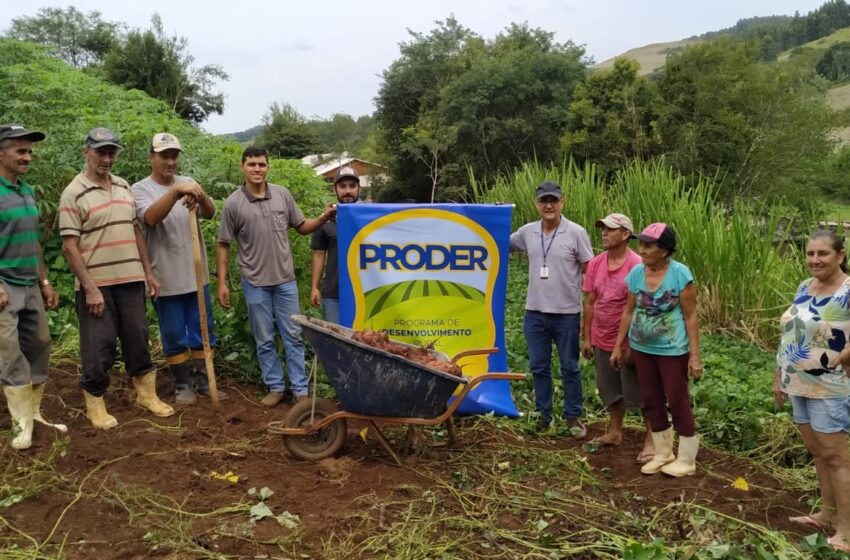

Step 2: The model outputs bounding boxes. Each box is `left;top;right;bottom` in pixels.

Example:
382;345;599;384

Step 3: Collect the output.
275;511;301;529
249;502;274;521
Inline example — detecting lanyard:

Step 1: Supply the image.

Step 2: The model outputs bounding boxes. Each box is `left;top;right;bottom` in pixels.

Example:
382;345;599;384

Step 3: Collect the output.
540;223;558;267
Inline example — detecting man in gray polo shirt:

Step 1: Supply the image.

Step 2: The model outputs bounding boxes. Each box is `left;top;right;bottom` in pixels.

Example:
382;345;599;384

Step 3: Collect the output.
217;147;336;407
510;181;593;434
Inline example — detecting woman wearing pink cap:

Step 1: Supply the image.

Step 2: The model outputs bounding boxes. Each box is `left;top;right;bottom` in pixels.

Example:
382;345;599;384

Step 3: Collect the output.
611;223;703;477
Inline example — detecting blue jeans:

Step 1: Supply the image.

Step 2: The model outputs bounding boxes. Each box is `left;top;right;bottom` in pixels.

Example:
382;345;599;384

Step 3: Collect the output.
523;310;582;423
241;279;307;395
323;297;340;324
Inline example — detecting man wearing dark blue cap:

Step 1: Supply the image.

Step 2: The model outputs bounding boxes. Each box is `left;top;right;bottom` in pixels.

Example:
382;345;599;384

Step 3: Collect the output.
510;181;593;435
0;124;66;449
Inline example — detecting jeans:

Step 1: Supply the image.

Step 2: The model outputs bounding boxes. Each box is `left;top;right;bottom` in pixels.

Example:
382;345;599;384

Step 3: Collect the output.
241;279;307;395
523;310;582;423
323;297;340;325
0;282;50;386
152;286;216;364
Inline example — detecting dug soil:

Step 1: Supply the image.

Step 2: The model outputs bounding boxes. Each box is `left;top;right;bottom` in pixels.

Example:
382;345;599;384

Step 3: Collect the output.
0;366;814;559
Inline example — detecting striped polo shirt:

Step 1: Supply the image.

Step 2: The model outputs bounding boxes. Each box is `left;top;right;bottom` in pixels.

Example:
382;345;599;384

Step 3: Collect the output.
58;172;145;289
0;176;40;286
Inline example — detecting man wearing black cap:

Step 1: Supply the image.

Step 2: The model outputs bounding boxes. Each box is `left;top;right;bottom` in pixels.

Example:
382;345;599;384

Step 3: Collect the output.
310;165;361;324
59;127;174;429
0;124;66;449
510;181;593;435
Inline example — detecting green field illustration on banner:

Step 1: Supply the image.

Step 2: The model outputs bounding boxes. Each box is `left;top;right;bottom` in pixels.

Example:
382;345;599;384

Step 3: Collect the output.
364;280;485;318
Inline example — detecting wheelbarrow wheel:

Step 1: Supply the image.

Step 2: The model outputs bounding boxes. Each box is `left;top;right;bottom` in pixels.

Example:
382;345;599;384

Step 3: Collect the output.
283;398;347;460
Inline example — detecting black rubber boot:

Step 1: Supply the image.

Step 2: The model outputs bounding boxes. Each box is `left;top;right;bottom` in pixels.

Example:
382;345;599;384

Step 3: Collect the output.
192;360;229;400
170;362;196;404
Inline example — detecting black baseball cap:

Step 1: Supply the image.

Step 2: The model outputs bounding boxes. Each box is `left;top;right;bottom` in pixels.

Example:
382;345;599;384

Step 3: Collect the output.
84;127;122;149
0;124;45;143
334;165;360;184
535;181;562;200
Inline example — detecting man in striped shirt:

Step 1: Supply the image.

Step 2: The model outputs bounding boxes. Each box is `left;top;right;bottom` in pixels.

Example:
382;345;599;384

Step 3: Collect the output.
0;124;65;449
59;127;173;429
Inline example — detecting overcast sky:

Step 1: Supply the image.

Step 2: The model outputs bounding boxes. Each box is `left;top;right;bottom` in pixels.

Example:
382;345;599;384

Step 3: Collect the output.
1;1;829;134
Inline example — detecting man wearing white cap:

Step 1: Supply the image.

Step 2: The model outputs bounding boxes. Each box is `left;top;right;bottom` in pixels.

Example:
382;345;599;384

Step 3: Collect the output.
582;213;654;462
132;133;227;404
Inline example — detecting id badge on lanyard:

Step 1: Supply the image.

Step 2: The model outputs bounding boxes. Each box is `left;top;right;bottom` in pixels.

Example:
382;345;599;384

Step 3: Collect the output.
540;227;556;280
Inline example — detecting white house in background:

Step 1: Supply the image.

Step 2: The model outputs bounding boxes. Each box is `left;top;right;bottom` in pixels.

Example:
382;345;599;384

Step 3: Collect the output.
301;152;389;192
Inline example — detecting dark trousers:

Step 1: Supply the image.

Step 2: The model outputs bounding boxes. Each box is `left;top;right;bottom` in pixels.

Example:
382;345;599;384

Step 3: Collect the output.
631;349;696;436
523;310;583;423
76;282;153;396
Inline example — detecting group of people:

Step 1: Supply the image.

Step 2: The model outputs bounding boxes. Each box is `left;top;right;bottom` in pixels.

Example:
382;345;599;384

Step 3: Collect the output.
0;123;357;447
2;121;849;551
511;181;850;551
510;182;702;478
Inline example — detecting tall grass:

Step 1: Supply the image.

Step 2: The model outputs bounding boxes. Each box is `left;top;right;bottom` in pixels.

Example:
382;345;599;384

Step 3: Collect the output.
471;159;807;346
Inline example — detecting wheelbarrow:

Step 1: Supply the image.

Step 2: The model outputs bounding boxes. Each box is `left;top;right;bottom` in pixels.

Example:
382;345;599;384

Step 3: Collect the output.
267;315;525;464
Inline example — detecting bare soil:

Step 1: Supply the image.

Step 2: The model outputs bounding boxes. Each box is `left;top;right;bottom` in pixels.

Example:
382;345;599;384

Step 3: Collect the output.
0;366;814;559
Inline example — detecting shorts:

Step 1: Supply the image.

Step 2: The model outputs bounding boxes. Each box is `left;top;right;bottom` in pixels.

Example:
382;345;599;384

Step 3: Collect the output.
789;394;850;434
593;347;642;409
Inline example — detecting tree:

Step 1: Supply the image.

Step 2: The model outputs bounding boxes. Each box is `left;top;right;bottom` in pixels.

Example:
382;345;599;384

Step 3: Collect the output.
7;7;122;68
255;102;325;159
816;41;850;81
102;14;228;124
402;112;459;202
561;58;662;174
375;18;588;200
655;40;835;200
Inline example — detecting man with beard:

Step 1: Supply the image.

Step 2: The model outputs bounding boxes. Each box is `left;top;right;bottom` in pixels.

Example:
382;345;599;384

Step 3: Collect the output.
309;165;361;324
60;127;173;428
0;124;64;449
132;133;228;404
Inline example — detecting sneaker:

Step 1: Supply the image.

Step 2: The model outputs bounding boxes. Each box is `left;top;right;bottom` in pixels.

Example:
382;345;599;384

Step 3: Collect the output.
260;391;285;408
535;417;552;432
566;418;587;439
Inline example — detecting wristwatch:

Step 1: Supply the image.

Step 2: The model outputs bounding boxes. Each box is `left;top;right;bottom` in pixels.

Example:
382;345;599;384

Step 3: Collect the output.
40;279;51;287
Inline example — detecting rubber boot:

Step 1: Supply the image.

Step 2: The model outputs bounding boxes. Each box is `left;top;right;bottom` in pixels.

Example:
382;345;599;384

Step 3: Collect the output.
4;384;34;449
170;363;196;405
83;390;118;429
641;427;675;475
192;360;229;400
132;371;175;417
31;384;68;433
661;434;700;478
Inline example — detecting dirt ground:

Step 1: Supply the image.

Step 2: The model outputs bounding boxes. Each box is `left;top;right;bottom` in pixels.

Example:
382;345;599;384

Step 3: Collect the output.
0;366;818;559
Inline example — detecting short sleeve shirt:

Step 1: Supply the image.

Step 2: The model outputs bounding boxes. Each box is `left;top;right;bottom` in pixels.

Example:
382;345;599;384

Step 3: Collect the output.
218;183;305;287
311;219;338;298
0;177;40;286
58;173;145;289
132;175;210;296
582;249;642;351
510;217;593;314
624;260;693;356
776;278;850;398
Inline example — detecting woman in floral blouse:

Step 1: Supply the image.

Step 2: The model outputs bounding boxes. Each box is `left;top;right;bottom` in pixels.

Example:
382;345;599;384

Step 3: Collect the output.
776;230;850;553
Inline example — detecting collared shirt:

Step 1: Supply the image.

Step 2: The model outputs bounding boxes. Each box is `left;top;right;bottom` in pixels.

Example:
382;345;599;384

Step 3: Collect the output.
0;176;39;286
510;216;593;314
58;172;145;289
133;175;210;296
218;183;305;286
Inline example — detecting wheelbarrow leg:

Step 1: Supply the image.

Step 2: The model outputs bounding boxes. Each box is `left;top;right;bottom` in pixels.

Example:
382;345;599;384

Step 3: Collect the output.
401;425;416;455
445;416;458;447
369;421;402;466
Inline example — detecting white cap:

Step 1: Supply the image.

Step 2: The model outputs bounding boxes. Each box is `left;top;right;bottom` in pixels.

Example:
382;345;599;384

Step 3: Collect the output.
151;132;182;153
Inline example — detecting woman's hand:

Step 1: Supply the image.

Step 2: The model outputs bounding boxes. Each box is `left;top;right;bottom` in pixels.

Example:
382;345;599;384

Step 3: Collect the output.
773;367;786;407
688;354;703;380
610;347;622;369
829;346;850;372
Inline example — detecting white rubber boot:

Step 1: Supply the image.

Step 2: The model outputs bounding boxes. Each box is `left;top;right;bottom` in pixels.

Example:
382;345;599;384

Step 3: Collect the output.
4;385;35;449
31;384;68;433
640;427;675;475
661;434;700;477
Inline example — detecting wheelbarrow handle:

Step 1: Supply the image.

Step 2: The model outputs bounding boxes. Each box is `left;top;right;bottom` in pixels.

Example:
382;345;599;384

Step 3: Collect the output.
450;347;498;363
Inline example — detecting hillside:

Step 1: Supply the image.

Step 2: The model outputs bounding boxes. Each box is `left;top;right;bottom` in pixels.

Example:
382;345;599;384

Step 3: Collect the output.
777;25;850;60
595;39;699;75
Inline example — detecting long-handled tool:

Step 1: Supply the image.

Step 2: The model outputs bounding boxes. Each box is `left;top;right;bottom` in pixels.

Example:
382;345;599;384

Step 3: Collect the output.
188;207;219;408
